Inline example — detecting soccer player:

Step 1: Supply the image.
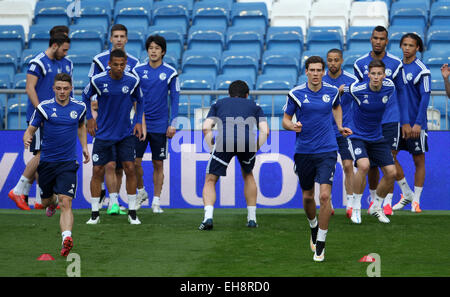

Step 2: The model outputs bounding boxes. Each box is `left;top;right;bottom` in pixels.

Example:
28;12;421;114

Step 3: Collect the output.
353;26;410;216
441;64;450;98
23;73;89;257
133;35;180;213
392;33;431;213
88;24;140;215
8;33;72;211
282;56;352;262
199;80;269;230
83;49;144;225
348;59;397;224
323;49;358;217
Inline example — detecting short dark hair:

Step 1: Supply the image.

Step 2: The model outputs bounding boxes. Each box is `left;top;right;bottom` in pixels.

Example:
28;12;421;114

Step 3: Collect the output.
111;24;128;36
145;35;167;54
110;48;127;60
305;56;325;70
368;59;386;71
50;25;69;37
372;26;388;37
327;48;343;58
400;32;424;53
228;80;249;98
49;33;70;47
54;73;72;85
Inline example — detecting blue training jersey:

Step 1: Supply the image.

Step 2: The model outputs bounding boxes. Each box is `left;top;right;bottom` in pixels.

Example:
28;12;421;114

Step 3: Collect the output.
283;82;340;154
26;52;73;121
132;62;180;133
322;70;358;137
30;98;86;162
82;71;143;141
354;51;408;125
348;79;396;142
403;58;431;129
88;49;139;78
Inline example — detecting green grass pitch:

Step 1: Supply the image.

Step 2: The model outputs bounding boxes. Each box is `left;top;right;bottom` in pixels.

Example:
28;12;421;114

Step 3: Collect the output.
0;208;449;277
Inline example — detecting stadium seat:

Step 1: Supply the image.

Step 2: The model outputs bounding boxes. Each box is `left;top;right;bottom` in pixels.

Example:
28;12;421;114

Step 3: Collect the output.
152;1;190;37
297;74;308;85
28;25;53;52
67;51;95;79
349;1;389;27
20;49;40;72
6;97;28;130
343;50;366;74
226;26;265;60
427;106;441;130
431;95;449;129
265;26;304;57
270;1;310;35
13;73;27;89
147;25;185;60
181;49;221;79
346;26;373;52
0;51;17;82
220;50;259;83
430;1;450;26
187;25;225;54
390;1;429;28
0;73;11;89
69;25;106;53
307;27;344;52
261;50;300;83
0;1;34;37
192;0;230;29
34;1;70;27
0;25;25;59
300;50;328;73
125;30;146;58
178;73;214;117
74;0;112;32
310;0;350;35
423;51;450;90
114;0;152;29
230;2;269;31
256;74;293;116
431;79;445;92
426;25;450;52
387;25;426;52
215;73;255;91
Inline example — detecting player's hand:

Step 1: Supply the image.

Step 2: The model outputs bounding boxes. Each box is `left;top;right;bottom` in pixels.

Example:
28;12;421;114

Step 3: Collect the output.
87;118;97;137
166;126;176;139
139;128;147;141
23;134;32;149
338;84;345;95
339;127;353;137
441;64;450;80
410;124;421;139
82;147;90;164
402;123;412;139
292;121;302;133
134;123;143;140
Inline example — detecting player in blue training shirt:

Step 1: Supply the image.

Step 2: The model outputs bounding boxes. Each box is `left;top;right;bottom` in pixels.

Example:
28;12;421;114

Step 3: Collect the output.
353;26;411;216
283;56;352;262
23;73;89;257
9;33;72;211
392;33;431;213
199;80;269;230
348;60;397;225
133;35;180;213
323;48;358;218
83;49;144;225
88;24;140;215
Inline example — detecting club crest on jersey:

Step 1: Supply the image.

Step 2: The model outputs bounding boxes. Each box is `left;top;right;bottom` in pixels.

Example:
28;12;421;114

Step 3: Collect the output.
354;148;362;155
385;68;392;76
322;94;330;103
122;86;129;94
159;73;167;80
92;154;99;162
382;96;388;104
406;73;413;81
70;111;78;119
66;65;71;73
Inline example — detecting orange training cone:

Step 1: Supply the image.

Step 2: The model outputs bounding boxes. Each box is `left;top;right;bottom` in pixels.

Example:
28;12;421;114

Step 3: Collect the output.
37;253;55;261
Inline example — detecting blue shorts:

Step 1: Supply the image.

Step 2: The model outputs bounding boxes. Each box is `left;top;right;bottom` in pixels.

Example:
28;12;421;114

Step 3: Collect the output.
37;160;79;199
92;135;136;166
398;130;428;155
135;132;168;160
349;138;394;168
294;151;337;191
206;147;256;177
336;136;353;161
382;122;400;151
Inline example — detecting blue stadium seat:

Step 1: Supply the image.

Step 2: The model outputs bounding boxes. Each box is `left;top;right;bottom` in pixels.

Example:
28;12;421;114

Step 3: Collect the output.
147;25;185;60
0;51;17;82
152;1;190;37
34;1;70;26
261;50;300;83
187;25;225;54
125;30;146;58
430;1;450;26
7;97;28;130
300;50;328;73
431;95;450;125
297;74;308;85
307;27;344;52
21;49;40;72
343;50;366;74
69;25;106;53
387;25;426;52
390;1;428;28
0;73;11;89
426;25;450;52
28;25;53;52
0;25;25;59
215;73;255;91
67;51;95;79
192;0;230;29
231;2;269;31
422;51;450;90
178;73;214;117
74;0;112;32
226;26;265;60
346;26;373;52
181;50;220;79
431;79;445;92
13;73;27;89
265;26;303;57
220;50;259;83
114;1;152;29
256;74;293;116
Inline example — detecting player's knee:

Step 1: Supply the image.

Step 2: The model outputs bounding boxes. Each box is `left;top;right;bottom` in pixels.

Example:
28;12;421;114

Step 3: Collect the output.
319;192;330;205
58;195;72;210
384;166;397;181
92;166;105;179
356;160;370;174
